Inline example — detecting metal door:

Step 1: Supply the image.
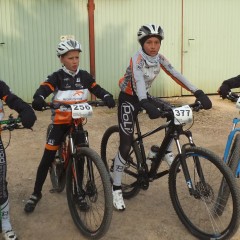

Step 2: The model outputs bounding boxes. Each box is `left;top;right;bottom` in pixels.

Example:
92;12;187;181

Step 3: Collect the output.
182;0;240;95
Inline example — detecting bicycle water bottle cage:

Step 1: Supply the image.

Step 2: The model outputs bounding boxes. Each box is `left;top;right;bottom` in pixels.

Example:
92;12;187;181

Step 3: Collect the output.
70;103;93;119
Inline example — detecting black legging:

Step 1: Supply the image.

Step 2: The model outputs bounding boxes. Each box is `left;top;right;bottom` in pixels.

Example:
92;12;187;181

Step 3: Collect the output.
117;92;172;161
0;138;8;205
33;123;87;195
33;124;70;195
117;92;140;160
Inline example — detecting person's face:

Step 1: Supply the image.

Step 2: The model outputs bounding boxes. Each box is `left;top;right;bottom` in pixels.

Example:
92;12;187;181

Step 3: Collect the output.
60;50;80;72
143;37;161;56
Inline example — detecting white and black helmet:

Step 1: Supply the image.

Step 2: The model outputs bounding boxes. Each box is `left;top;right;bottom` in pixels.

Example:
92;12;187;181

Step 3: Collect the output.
56;39;82;57
137;24;164;45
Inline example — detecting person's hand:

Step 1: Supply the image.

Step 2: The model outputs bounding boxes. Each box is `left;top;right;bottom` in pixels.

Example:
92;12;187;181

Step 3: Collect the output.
32;95;47;111
19;105;37;129
140;99;162;119
194;90;212;110
104;95;115;108
218;84;231;99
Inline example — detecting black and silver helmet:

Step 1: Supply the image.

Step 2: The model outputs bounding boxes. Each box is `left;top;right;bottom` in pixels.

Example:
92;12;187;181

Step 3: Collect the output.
137;24;164;44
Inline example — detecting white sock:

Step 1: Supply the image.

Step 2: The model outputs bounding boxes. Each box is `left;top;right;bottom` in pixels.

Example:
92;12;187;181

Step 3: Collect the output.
113;152;126;187
1;199;12;232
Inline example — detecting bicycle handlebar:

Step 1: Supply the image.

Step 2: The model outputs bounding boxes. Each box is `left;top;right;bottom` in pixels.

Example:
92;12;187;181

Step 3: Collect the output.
0;115;22;131
45;101;106;110
158;101;202;119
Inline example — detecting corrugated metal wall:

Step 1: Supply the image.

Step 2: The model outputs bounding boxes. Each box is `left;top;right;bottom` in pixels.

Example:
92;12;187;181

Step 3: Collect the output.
1;0;240;101
0;0;89;102
94;0;183;98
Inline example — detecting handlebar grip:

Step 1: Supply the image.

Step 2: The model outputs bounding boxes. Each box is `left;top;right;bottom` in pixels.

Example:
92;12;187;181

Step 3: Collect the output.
156;108;173;119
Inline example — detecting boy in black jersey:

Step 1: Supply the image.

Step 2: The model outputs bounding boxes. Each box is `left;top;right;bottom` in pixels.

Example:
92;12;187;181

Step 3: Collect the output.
24;39;115;213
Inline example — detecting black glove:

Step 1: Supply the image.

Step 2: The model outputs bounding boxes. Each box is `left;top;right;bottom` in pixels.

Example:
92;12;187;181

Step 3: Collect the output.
218;84;230;99
32;95;47;111
140;99;162;119
194;90;212;110
104;95;115;108
19;105;37;129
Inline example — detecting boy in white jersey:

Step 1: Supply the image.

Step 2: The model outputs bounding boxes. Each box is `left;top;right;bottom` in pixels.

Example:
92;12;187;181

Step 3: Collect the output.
112;24;212;211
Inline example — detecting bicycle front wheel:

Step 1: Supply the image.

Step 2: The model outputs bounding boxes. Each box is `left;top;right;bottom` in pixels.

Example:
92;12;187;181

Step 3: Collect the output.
66;147;113;239
100;125;141;199
169;146;240;240
228;133;240;176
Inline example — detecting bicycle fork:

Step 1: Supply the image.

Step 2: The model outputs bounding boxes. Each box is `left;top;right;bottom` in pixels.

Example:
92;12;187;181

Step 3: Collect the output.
69;134;94;199
175;131;206;198
69;136;84;196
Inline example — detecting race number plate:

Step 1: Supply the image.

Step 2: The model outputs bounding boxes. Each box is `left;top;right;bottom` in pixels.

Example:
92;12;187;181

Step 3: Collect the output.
70;103;93;119
173;105;193;125
236;97;240;109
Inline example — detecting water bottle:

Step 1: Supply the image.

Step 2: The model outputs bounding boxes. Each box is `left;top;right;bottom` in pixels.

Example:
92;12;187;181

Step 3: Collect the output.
146;145;160;169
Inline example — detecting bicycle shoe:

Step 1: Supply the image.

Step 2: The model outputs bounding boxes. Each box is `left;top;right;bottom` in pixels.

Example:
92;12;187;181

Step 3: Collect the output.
112;189;125;211
24;193;42;213
3;230;18;240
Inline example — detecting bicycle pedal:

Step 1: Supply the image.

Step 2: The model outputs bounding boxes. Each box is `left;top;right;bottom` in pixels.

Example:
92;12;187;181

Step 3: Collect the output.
140;180;149;190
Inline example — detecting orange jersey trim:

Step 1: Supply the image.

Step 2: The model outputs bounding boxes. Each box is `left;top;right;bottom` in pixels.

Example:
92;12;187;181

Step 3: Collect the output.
45;144;59;151
2;95;7;102
161;65;190;91
119;77;133;95
41;82;55;92
52;99;87;105
90;82;97;88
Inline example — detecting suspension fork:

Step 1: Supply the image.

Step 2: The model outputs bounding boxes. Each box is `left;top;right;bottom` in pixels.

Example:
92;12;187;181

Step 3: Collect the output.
175;131;206;195
69;132;83;193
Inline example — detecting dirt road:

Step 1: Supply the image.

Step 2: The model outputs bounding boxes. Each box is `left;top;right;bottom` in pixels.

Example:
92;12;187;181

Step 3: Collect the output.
3;95;240;240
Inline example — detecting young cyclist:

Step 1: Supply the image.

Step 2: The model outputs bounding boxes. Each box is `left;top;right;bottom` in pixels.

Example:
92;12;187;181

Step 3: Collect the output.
24;38;115;213
218;75;240;101
0;80;36;240
112;24;212;211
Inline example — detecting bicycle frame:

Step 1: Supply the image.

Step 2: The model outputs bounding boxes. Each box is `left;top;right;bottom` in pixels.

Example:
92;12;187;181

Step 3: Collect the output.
133;115;197;183
49;101;113;238
223;117;240;176
101;101;240;239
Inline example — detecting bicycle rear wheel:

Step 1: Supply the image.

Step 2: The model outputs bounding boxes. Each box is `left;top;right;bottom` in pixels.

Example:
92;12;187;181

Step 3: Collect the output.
66;147;113;239
100;125;141;199
169;146;240;240
214;134;240;216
